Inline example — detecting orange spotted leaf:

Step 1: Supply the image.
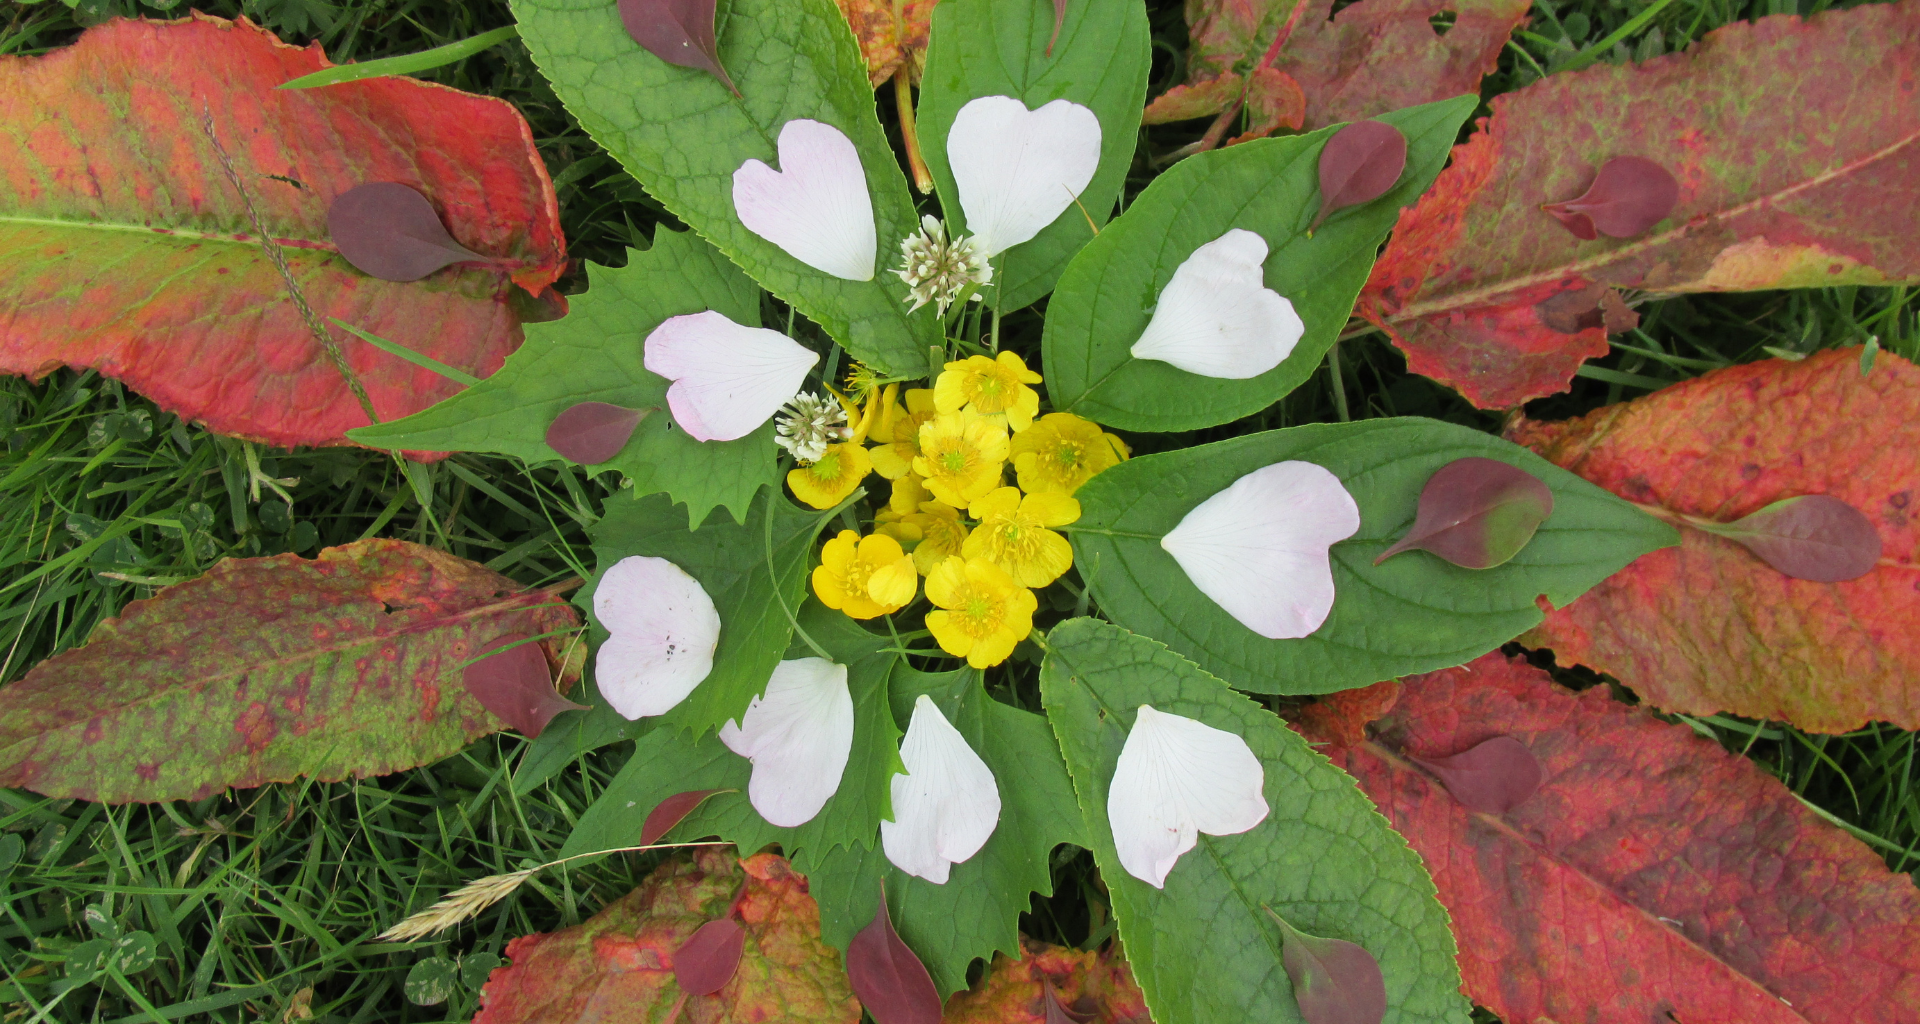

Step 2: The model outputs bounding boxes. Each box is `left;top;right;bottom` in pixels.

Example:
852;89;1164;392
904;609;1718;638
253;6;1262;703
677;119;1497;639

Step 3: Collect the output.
942;938;1150;1024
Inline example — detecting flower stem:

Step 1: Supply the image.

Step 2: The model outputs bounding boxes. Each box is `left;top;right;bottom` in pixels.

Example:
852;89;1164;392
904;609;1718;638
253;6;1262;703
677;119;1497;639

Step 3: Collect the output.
893;65;934;194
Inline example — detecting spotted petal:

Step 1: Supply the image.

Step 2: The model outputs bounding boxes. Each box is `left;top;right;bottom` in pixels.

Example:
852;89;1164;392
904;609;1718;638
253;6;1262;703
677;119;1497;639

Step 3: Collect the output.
1108;704;1268;888
880;695;1001;883
644;310;819;442
947;95;1101;258
1160;461;1361;639
1129;229;1305;379
593;555;722;719
718;658;854;828
732;119;877;280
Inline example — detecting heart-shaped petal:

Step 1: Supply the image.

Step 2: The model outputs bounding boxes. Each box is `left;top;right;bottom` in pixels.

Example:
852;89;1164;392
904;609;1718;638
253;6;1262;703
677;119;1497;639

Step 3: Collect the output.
1108;704;1268;888
593;555;722;719
1161;461;1361;639
1129;229;1304;379
718;657;854;828
880;695;1001;884
644;310;819;442
732;119;877;280
947;95;1101;258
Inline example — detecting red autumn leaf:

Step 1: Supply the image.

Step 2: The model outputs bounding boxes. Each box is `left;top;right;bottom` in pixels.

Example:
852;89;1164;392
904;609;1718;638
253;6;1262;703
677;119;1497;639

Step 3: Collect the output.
1407;735;1543;813
617;0;739;95
463;634;588;740
0;14;566;450
1286;680;1400;749
0;540;581;803
1309;120;1407;233
675;917;748;996
1360;2;1920;409
834;0;938;87
1508;349;1919;732
1539;155;1680;241
545;401;652;465
641;789;733;847
1376;456;1553;569
1698;494;1883;583
1265;908;1386;1024
476;850;860;1023
1143;0;1529;132
1326;652;1920;1024
942;937;1151;1024
847;887;941;1024
328;182;486;282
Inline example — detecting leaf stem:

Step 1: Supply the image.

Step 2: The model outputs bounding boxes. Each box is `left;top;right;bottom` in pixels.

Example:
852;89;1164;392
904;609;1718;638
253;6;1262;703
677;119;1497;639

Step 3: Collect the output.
892;65;934;195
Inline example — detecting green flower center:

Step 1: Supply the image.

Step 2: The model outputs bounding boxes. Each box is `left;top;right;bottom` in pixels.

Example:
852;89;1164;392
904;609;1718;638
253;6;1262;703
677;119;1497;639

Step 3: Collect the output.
942;450;968;473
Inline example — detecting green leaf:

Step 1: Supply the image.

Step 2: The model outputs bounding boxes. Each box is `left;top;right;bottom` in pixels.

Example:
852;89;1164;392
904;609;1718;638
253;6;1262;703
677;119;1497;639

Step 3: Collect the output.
511;677;647;796
350;230;774;529
1043;96;1477;432
1069;418;1678;693
1038;618;1470;1024
404;956;458;1006
508;0;939;372
915;0;1151;311
276;25;521;89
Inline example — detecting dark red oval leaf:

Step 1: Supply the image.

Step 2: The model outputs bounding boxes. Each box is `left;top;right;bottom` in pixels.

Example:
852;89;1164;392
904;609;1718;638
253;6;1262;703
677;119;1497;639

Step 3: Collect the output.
1541;156;1679;241
1376;457;1554;569
640;788;731;847
617;0;739;95
673;917;746;996
327;182;485;282
1310;120;1407;233
1409;735;1543;813
1265;907;1386;1024
462;634;586;740
846;886;940;1024
1707;494;1883;582
545;402;651;465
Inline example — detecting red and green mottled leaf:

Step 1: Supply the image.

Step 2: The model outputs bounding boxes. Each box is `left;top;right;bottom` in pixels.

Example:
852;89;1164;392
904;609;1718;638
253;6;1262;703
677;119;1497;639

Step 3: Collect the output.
1322;653;1920;1024
0;14;566;449
1143;0;1528;131
1360;3;1920;408
0;540;580;803
942;939;1151;1024
833;0;937;86
475;851;861;1023
1509;349;1920;732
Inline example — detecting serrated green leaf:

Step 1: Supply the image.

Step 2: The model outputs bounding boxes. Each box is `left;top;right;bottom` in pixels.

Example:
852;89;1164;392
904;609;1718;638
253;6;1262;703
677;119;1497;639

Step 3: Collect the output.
508;0;939;372
1043;97;1476;432
1069;418;1678;693
350;230;774;529
1039;618;1470;1024
512;677;647;796
916;0;1151;311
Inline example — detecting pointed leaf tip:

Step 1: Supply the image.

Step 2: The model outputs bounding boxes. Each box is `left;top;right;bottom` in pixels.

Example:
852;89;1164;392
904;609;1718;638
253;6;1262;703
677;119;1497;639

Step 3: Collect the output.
1410;734;1543;813
328;182;484;282
1042;977;1095;1024
639;789;732;847
1376;457;1553;569
846;887;941;1024
1542;156;1678;240
1310;120;1406;233
545;402;651;465
673;917;747;996
1265;907;1387;1024
617;0;739;94
1707;494;1883;582
1047;0;1068;55
462;634;585;739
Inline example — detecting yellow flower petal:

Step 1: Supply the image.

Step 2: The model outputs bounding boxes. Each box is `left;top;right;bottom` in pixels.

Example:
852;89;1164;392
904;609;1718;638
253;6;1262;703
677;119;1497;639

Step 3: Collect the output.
788;443;873;509
967;486;1022;520
1022;492;1081;528
868;556;919;609
913;411;1007;509
922;557;1033;668
812;528;915;619
1008;413;1128;495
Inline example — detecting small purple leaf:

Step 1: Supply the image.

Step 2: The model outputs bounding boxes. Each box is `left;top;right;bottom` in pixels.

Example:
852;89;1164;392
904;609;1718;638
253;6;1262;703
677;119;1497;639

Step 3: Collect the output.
462;634;586;739
1542;156;1679;240
1042;977;1094;1024
328;182;484;282
1376;457;1554;569
618;0;739;95
1705;494;1882;582
1265;907;1387;1024
1047;0;1068;55
673;917;746;996
1410;735;1543;813
846;886;941;1024
639;789;731;847
1310;120;1407;233
545;402;650;465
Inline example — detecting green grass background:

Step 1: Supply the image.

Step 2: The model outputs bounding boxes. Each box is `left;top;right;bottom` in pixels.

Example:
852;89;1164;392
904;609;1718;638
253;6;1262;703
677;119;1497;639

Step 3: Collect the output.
0;0;1915;1020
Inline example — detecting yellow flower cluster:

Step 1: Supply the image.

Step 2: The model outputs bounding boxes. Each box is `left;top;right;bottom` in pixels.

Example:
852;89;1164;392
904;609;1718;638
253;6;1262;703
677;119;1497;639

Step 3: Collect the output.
798;354;1130;668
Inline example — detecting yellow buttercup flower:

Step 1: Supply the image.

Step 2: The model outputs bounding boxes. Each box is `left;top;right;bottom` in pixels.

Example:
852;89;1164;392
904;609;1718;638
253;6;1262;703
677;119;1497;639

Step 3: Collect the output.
902;501;969;575
813;530;918;620
787;442;872;510
1009;413;1130;496
888;472;933;515
873;510;924;552
963;487;1079;588
935;352;1042;432
924;556;1037;669
869;388;937;480
913;410;1007;508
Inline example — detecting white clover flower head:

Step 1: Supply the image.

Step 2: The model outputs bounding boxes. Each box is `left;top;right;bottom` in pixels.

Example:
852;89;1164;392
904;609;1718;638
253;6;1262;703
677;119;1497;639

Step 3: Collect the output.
774;390;850;463
893;215;992;315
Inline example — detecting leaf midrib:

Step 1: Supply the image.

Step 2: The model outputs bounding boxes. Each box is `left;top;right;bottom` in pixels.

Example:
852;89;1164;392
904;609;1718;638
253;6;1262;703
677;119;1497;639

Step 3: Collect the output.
0;213;333;253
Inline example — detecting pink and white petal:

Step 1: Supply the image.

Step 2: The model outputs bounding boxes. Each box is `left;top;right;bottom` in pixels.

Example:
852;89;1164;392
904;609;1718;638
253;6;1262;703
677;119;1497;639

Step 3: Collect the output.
947;96;1102;258
1130;229;1305;379
1160;461;1361;639
591;556;721;719
643;310;819;442
717;657;854;828
1108;704;1268;888
880;695;1001;883
732;119;878;281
